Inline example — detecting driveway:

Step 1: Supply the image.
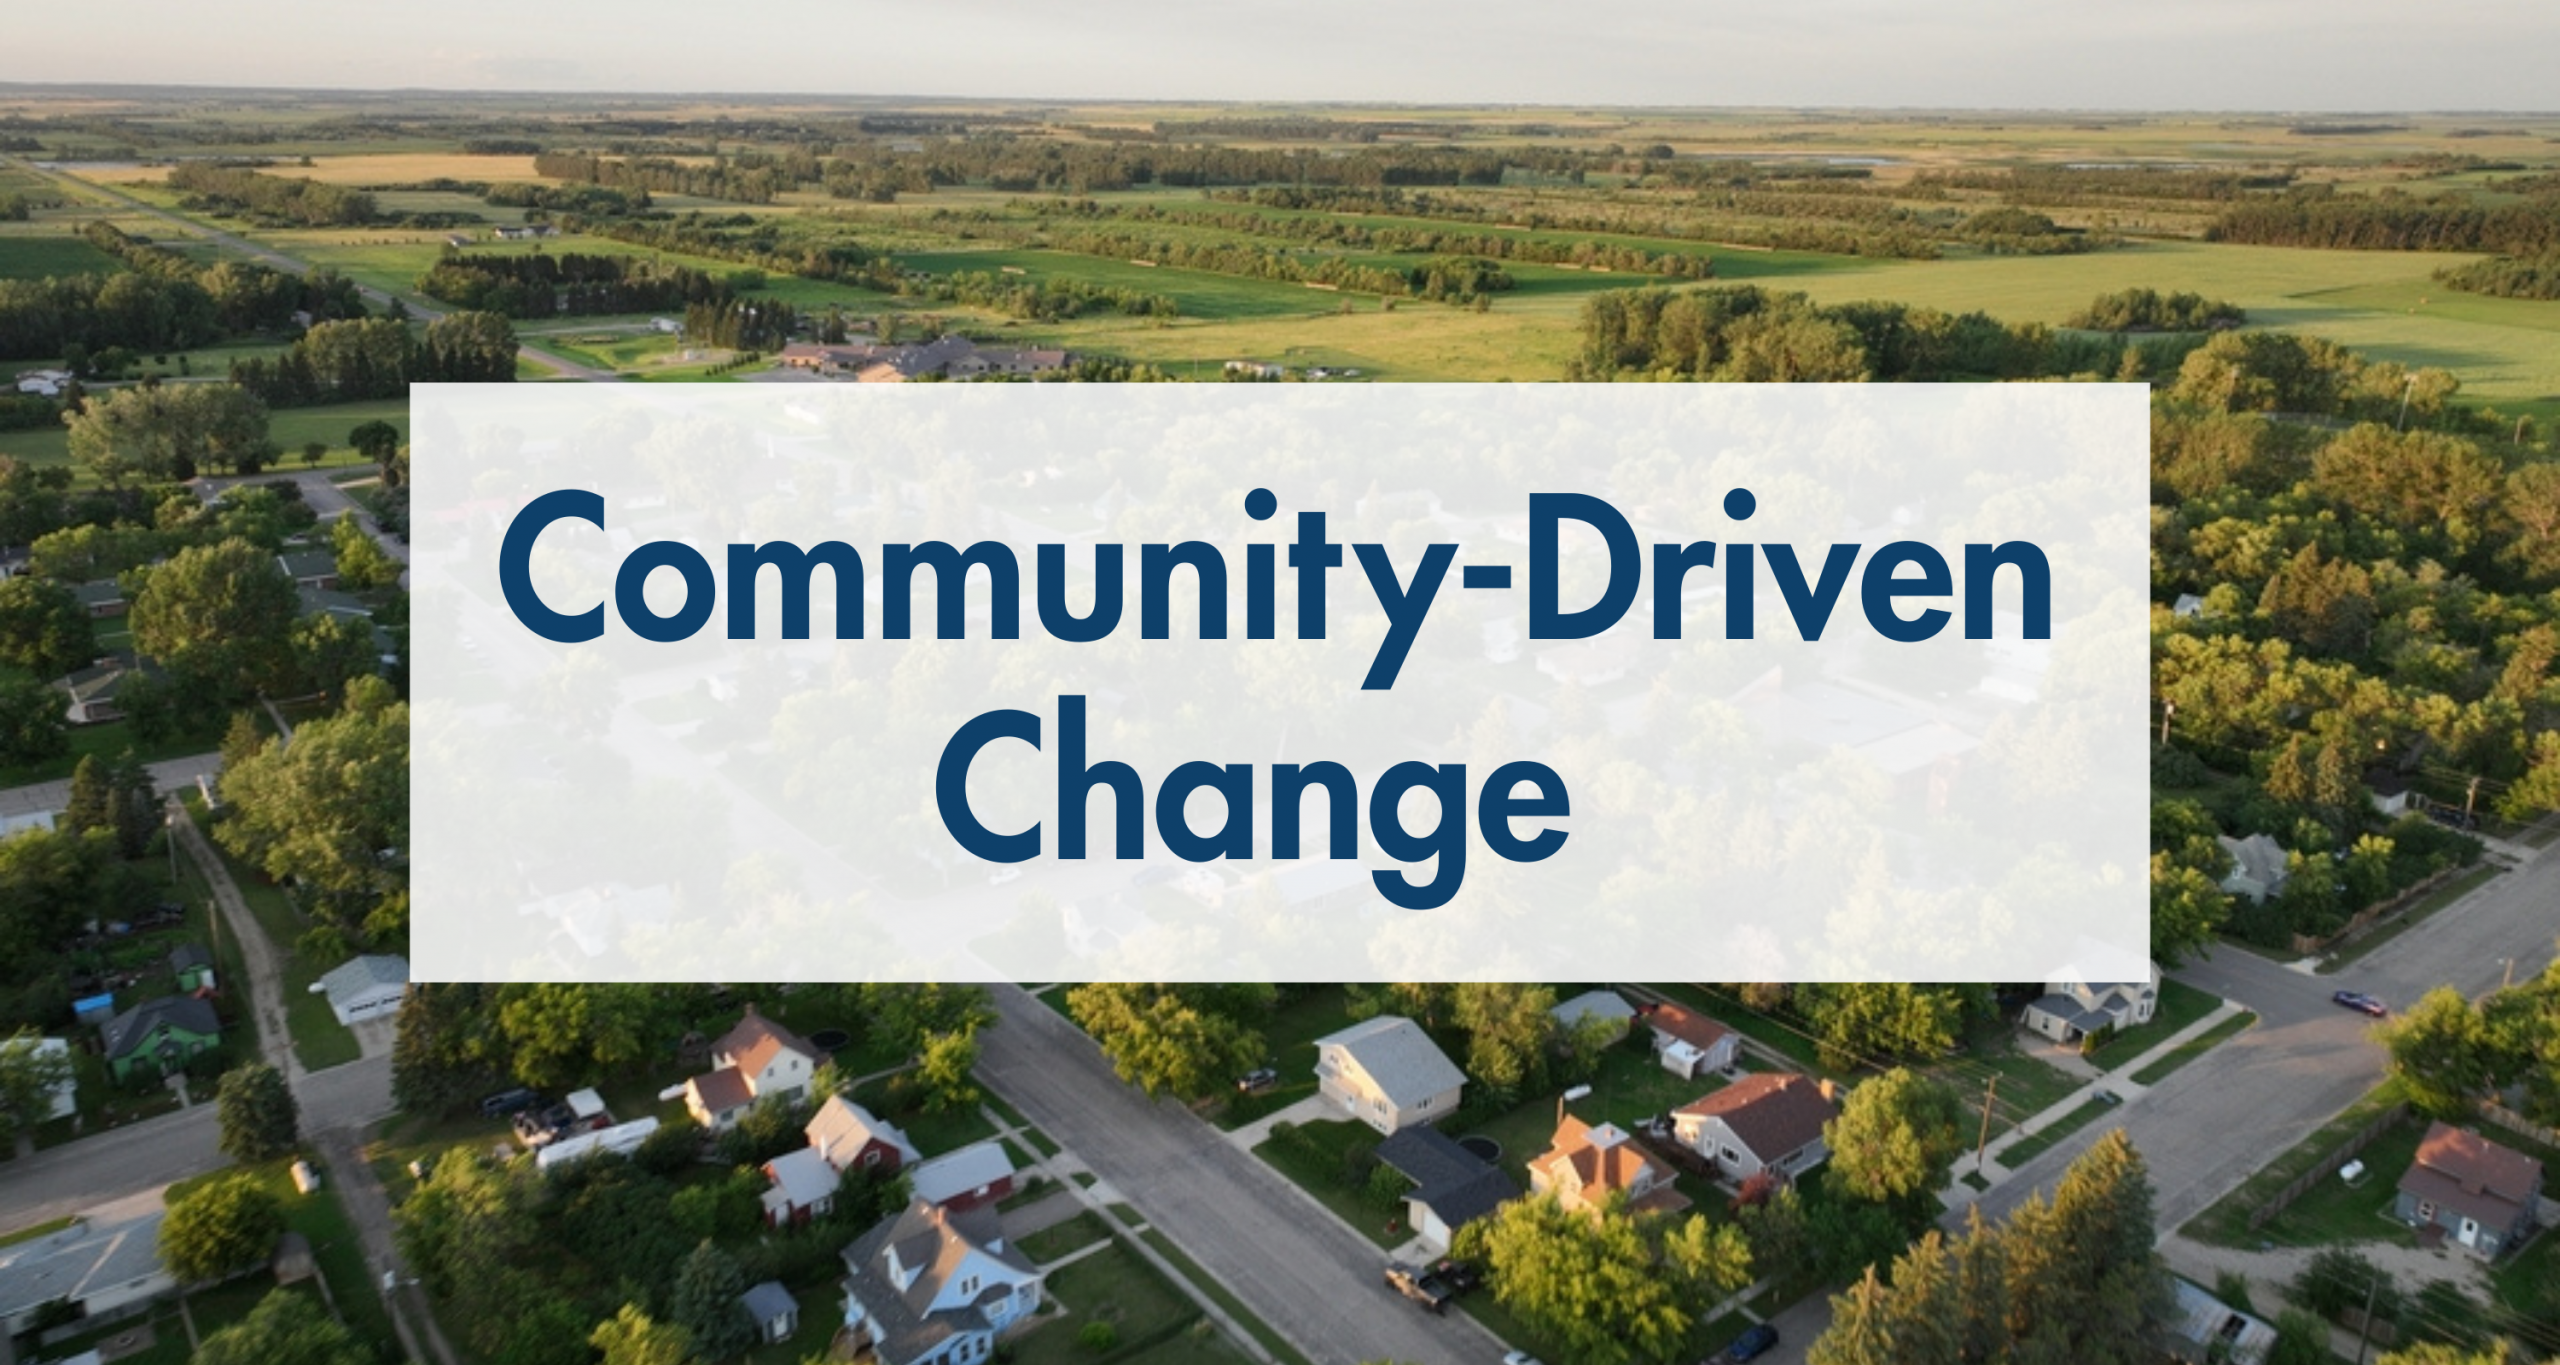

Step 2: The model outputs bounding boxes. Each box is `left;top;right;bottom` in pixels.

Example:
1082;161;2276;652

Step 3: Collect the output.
1959;846;2560;1236
977;987;1503;1365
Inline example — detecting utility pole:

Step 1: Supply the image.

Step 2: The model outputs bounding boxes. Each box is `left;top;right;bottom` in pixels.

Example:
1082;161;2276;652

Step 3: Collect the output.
2159;700;2175;748
1973;1075;2000;1176
2351;1272;2379;1365
2503;957;2517;991
2465;774;2482;825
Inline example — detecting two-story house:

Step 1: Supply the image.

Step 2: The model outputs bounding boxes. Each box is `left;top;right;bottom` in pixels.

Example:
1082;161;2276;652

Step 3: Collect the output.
2394;1122;2544;1259
1314;1016;1467;1135
838;1200;1044;1365
807;1095;924;1174
684;1004;824;1132
1527;1115;1690;1215
2020;965;2162;1047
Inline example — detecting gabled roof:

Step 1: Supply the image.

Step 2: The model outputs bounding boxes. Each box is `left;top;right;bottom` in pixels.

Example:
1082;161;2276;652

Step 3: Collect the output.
1315;1016;1465;1109
741;1279;798;1323
806;1094;922;1168
318;954;407;1009
1642;1001;1733;1054
689;1065;754;1116
1375;1125;1518;1230
101;995;219;1061
69;580;124;608
1675;1073;1838;1163
0;1195;167;1319
765;1146;840;1210
1529;1116;1681;1210
909;1141;1014;1206
1551;990;1635;1031
842;1200;1037;1365
168;943;212;972
715;1003;821;1078
277;550;337;581
2399;1121;2542;1228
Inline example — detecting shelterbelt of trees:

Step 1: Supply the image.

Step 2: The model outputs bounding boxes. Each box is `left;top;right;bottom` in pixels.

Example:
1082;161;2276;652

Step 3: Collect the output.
2436;250;2560;300
2207;185;2560;253
415;250;740;319
0;221;363;367
1570;281;2559;961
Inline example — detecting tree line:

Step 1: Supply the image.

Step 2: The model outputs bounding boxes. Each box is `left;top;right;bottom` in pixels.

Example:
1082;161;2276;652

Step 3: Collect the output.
1030;197;1719;277
416;251;735;318
165;163;378;227
2435;251;2560;300
532;150;788;205
2065;287;2247;332
230;311;518;406
2208;188;2560;254
0;222;362;363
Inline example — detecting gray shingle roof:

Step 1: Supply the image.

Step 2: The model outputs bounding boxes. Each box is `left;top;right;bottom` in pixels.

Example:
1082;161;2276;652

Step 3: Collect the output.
318;955;407;1010
1316;1016;1465;1109
741;1279;798;1324
1375;1126;1518;1231
101;995;218;1062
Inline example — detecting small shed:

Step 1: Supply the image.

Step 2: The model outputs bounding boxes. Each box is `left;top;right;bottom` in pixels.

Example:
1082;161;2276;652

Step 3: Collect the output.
169;944;216;995
72;992;116;1026
740;1280;798;1344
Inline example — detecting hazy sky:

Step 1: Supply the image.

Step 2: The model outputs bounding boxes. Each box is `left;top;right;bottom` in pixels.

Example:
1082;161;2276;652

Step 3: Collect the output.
6;0;2556;109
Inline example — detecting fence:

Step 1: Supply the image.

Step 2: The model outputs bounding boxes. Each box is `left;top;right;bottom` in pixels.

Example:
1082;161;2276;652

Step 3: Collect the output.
2247;1102;2407;1231
2477;1099;2560;1151
2289;863;2471;957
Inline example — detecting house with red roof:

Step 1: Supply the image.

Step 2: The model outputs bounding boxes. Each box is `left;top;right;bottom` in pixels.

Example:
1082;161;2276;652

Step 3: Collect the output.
683;1003;824;1132
1640;1001;1740;1080
1670;1073;1840;1183
2394;1121;2544;1259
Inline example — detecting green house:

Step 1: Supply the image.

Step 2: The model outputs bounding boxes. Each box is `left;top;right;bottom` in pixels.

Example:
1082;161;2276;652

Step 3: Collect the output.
101;996;220;1083
169;943;216;994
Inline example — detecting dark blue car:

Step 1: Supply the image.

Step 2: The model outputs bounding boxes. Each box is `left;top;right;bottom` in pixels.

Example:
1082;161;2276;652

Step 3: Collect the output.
1718;1323;1778;1363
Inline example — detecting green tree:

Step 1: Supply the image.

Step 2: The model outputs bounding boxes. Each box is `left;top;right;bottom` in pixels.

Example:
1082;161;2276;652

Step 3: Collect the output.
0;576;94;680
0;1029;75;1151
669;1240;755;1362
1064;983;1270;1100
62;754;114;836
290;610;380;703
590;1304;695;1365
221;709;269;774
915;1027;982;1112
0;674;70;768
215;1061;299;1163
2377;987;2490;1118
348;419;402;466
194;1287;370;1365
215;689;406;918
159;1172;285;1284
2149;854;2230;967
1822;1068;1967;1210
1451;982;1559;1100
328;512;400;591
1461;1194;1698;1365
1794;984;1967;1070
130;537;299;697
490;984;664;1091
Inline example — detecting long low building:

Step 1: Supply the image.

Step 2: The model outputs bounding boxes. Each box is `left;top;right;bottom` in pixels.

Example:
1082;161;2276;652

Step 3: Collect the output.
0;1190;173;1333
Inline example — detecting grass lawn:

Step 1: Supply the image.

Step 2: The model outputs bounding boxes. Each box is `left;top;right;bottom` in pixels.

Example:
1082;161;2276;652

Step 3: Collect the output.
0;1216;72;1247
2186;1079;2411;1248
1137;1229;1315;1365
1019;1210;1114;1264
0;232;126;280
2236;1120;2425;1250
0;706;230;787
0;395;404;481
1252;1118;1403;1249
167;1157;400;1357
1937;1037;2084;1141
1205;986;1351;1130
2319;865;2505;973
1012;1242;1243;1365
847;1073;995;1155
1994;1096;2111;1170
2130;1012;2257;1086
2084;979;2223;1072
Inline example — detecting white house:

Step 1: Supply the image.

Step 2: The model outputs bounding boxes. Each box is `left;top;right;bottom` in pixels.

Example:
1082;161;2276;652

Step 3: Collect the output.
684;1004;823;1132
2217;833;2289;903
0;1191;172;1330
1670;1073;1840;1183
1641;1001;1740;1080
806;1095;922;1174
839;1200;1044;1365
315;954;407;1025
1314;1016;1466;1135
761;1146;841;1226
2020;965;2162;1046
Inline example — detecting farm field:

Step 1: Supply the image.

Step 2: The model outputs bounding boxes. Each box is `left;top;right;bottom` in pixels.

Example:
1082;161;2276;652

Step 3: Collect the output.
0;232;126;279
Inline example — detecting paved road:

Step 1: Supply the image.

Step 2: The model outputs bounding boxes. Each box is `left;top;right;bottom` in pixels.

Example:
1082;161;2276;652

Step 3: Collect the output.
1960;847;2560;1235
977;987;1501;1365
0;752;222;823
0;1054;388;1230
23;158;615;382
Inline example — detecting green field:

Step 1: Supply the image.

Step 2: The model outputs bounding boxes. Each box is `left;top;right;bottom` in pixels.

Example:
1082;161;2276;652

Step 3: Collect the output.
0;396;406;475
0;232;125;280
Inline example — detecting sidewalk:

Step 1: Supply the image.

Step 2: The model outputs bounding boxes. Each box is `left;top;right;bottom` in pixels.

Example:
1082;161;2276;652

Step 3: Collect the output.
1950;999;2249;1190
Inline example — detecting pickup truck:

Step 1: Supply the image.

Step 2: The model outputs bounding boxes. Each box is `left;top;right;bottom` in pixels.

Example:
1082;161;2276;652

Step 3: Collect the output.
1383;1265;1456;1314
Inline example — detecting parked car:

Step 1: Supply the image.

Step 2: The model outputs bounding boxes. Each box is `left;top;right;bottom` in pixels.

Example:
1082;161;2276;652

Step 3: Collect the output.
1716;1323;1779;1363
1501;1352;1542;1365
1384;1265;1454;1314
2332;990;2388;1017
479;1087;541;1119
1236;1067;1280;1095
1429;1259;1483;1295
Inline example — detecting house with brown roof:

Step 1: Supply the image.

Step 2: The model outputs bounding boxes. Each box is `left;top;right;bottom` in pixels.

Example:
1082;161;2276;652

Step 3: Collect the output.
683;1003;823;1132
1670;1073;1840;1183
1641;1001;1741;1080
2393;1121;2544;1259
1527;1115;1690;1217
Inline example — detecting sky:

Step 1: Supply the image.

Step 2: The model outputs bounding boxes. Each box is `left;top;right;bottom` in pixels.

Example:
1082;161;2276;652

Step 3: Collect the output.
5;0;2557;110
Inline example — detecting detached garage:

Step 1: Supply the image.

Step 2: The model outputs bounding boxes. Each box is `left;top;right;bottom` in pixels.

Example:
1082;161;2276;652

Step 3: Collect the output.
317;955;408;1025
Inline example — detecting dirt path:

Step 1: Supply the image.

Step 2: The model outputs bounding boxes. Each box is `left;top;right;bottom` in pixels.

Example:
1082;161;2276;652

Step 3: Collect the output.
314;1127;465;1365
167;797;298;1080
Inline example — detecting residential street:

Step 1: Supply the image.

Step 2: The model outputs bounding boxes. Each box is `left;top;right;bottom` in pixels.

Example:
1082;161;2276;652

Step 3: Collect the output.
0;753;222;824
1961;847;2560;1235
977;987;1501;1365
